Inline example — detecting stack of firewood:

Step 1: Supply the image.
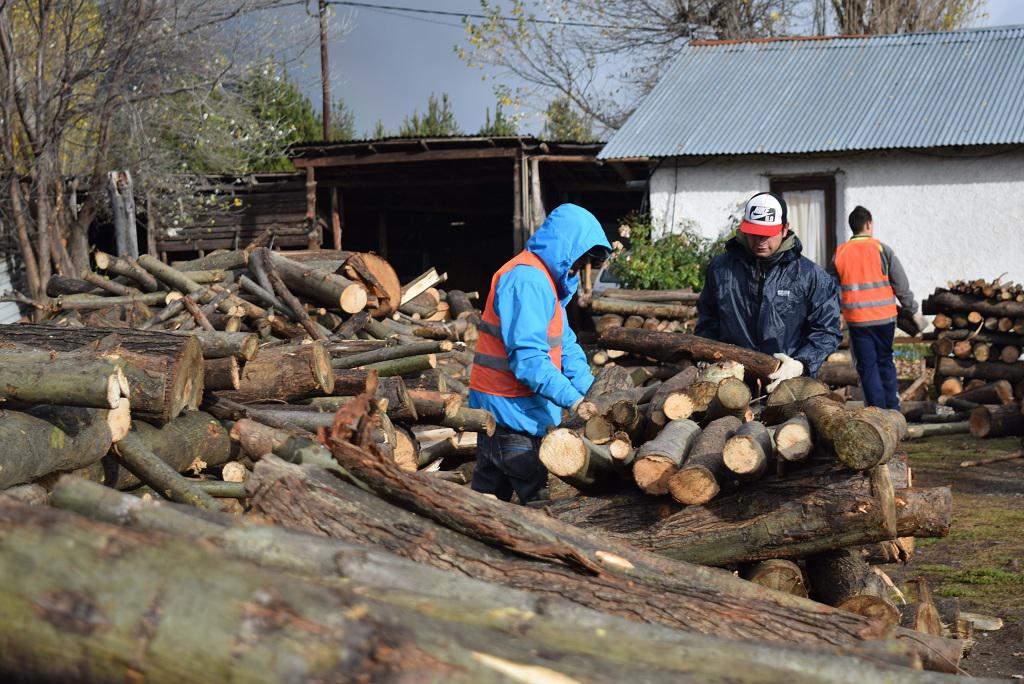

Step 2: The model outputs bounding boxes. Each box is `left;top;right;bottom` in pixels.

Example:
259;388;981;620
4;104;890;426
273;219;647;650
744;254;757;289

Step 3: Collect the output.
532;327;958;645
581;288;698;365
922;279;1024;439
0;234;490;505
0;250;976;680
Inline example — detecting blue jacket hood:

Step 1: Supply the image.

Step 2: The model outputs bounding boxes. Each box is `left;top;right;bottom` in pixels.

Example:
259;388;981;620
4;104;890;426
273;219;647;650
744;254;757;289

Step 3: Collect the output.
526;204;611;300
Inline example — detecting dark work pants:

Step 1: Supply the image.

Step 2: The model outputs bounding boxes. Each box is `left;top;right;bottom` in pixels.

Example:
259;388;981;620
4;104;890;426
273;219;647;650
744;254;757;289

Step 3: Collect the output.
471;426;547;504
849;322;899;409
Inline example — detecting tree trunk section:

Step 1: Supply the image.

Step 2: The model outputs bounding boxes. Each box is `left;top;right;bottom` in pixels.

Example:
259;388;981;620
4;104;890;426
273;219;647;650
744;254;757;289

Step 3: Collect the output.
112;432;219;510
204;356;241;391
669;416;742;505
220;342;334;403
723;421;774;480
772;415;814;462
0;350;127;409
590;298;695;320
267;251;367;313
0;405;119;487
632;419;701;495
968;403;1024;438
740;559;808;598
805;549;900;626
933;356;1024;382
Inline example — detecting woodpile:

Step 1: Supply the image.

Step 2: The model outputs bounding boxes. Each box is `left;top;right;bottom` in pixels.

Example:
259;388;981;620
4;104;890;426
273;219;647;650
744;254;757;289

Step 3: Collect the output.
580;288;700;365
532;327;961;666
0;251;973;680
922;278;1024;438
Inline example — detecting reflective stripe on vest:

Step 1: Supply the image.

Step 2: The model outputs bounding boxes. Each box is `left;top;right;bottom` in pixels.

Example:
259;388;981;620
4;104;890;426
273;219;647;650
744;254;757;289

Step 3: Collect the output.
468;250;564;398
833;237;898;324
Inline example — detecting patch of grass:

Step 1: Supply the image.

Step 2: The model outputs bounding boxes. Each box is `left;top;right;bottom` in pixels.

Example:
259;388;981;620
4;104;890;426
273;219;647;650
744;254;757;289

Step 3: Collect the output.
918;565;1024;586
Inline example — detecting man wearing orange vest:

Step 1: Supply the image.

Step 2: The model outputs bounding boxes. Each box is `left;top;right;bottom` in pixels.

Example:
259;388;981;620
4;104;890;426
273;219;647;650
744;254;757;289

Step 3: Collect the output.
468;204;611;504
831;206;924;409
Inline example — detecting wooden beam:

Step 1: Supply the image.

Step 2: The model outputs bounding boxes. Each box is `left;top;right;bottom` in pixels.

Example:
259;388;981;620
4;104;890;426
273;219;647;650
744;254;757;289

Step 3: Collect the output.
512;151;524;252
291;147;518;168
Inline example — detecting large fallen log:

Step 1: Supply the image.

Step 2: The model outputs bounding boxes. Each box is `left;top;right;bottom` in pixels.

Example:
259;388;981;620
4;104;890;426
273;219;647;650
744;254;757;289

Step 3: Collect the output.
597;329;780;381
0;501;710;684
267;251;367;314
805;549;900;626
547;464;899;566
50;475;957;684
0;405;128;488
249;454;962;672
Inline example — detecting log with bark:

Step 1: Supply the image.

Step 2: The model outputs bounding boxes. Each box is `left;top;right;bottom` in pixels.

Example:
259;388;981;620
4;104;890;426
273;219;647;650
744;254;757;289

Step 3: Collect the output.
73;411;233;490
772;414;814;462
0;324;204;424
589;298;695;320
249;452;962;672
923;289;1024;318
805;549;900;626
668;416;742;505
219;341;334;403
723;421;774;480
0;405;129;488
44;477;958;684
598;329;781;381
969;403;1024;438
931;356;1024;383
632;419;702;495
549;464;902;566
740;559;808;598
0;350;128;409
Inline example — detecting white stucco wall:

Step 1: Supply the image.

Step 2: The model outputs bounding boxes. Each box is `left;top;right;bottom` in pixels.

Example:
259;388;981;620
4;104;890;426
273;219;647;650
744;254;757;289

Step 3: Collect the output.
648;149;1024;302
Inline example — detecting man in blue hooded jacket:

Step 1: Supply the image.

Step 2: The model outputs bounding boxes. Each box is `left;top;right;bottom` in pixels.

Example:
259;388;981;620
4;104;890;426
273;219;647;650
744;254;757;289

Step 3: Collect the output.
696;192;841;391
468;204;611;503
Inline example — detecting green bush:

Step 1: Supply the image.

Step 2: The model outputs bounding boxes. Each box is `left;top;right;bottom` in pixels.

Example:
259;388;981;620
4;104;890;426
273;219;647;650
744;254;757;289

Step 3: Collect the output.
607;213;727;291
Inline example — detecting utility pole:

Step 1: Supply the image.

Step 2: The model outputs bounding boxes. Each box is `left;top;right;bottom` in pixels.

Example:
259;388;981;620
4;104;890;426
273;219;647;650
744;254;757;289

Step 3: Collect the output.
318;0;331;139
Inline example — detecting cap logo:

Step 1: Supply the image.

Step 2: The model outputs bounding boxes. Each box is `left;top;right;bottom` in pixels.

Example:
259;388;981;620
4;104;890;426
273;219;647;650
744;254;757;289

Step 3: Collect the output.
750;206;776;222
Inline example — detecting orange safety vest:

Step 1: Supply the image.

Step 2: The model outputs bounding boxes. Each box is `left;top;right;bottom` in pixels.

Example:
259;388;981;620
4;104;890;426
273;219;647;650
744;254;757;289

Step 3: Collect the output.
469;250;564;397
833;236;898;325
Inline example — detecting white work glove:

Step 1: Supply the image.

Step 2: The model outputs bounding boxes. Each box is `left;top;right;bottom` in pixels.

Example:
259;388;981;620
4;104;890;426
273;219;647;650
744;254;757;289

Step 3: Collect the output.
766;353;804;393
913;313;929;333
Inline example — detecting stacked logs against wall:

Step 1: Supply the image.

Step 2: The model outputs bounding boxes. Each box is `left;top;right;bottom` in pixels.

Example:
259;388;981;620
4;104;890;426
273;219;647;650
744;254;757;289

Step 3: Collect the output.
0;246;975;680
529;326;960;659
921;279;1024;439
579;288;700;366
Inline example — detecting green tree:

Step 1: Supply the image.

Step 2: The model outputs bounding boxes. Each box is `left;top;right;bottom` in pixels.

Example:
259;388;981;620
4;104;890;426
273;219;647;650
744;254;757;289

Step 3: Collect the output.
608;213;726;291
478;103;518;136
369;119;389;139
398;93;462;137
541;97;595;142
241;63;321;171
328;97;357;141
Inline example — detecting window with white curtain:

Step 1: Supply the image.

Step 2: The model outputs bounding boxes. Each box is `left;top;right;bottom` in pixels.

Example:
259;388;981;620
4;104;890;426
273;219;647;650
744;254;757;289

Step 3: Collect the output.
770;177;836;268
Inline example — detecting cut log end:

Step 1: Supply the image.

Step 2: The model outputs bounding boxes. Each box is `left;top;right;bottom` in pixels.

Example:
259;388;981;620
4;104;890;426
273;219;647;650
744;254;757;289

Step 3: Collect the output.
668;465;720;505
722;436;766;477
837;595;902;627
310;343;336;395
662;393;695;421
608;437;632;462
632;456;677;495
539;428;587;477
340;283;369;314
106;401;133;443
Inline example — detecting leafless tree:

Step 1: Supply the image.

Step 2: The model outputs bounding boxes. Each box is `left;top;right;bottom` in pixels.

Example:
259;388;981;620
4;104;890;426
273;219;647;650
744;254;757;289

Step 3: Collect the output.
460;0;984;132
0;0;323;303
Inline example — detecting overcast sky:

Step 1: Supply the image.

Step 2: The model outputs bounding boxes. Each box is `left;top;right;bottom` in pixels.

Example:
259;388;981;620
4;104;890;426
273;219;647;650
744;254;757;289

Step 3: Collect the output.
285;0;1024;139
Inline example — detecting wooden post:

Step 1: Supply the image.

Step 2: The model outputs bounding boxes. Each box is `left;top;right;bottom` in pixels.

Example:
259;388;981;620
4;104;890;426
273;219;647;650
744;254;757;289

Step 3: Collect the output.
145;192;158;256
305;166;319;249
512;151;524;252
377;210;388;259
108;170;138;258
318;0;331;139
330;188;342;249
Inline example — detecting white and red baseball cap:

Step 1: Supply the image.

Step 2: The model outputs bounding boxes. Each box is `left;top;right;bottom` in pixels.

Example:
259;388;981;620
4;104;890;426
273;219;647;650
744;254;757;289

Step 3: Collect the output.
739;192;787;236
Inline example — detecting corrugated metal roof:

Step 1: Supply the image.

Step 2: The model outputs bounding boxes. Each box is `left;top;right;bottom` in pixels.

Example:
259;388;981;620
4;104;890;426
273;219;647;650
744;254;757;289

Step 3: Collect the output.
599;26;1024;159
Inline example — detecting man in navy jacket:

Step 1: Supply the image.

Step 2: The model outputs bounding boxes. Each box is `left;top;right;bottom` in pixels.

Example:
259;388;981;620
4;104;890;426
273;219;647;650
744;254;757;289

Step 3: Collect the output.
696;192;841;391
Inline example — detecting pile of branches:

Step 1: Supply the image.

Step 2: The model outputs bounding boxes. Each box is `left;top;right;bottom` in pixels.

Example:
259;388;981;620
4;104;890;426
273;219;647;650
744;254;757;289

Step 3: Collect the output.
922;278;1024;439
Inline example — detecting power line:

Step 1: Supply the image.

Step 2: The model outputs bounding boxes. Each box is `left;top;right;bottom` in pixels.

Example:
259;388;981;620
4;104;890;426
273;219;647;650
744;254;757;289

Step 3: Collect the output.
327;1;663;32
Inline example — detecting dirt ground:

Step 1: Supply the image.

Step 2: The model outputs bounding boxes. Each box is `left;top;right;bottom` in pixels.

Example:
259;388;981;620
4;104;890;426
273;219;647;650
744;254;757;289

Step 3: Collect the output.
893;433;1024;679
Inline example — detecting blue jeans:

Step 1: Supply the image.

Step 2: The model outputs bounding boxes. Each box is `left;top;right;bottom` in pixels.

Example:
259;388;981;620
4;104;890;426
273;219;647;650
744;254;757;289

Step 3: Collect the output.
471;426;547;504
849;322;899;409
